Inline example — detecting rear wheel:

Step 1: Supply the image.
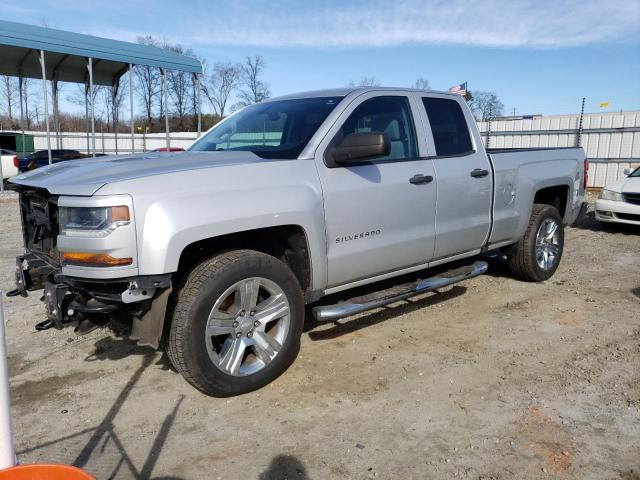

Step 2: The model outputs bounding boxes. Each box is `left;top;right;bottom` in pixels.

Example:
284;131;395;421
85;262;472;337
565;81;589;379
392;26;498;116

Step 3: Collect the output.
167;249;304;396
507;204;564;282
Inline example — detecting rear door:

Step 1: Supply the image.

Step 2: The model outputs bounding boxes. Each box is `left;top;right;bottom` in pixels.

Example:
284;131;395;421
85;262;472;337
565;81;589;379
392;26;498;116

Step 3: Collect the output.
315;91;437;288
418;94;493;260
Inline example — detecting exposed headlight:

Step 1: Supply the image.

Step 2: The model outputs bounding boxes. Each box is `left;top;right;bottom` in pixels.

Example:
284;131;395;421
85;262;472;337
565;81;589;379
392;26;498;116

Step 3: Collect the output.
58;206;130;237
599;189;623;202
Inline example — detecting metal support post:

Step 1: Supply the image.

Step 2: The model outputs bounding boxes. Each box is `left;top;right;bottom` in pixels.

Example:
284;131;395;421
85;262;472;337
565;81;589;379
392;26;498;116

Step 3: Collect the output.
129;64;135;154
196;73;202;137
39;50;52;165
163;68;170;149
0;294;16;469
88;58;96;157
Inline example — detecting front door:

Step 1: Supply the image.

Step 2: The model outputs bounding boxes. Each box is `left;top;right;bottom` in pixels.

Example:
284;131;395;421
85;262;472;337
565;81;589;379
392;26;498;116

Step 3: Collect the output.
315;93;437;288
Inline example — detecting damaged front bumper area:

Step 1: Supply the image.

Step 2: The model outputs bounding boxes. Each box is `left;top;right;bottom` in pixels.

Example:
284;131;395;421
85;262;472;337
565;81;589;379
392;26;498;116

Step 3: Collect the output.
7;251;172;349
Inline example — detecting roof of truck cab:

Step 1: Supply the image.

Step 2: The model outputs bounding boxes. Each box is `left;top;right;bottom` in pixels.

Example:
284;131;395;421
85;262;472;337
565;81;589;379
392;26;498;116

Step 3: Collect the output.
267;87;454;102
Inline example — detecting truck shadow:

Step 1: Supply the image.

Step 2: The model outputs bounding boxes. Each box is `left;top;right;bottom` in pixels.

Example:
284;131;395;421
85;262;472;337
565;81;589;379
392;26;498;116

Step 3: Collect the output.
572;210;640;235
305;285;467;340
17;355;186;479
85;333;174;371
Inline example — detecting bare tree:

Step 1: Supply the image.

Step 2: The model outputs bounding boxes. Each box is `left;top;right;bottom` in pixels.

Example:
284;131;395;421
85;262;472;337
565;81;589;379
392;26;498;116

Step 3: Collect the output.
164;44;195;130
412;77;430;90
1;76;18;125
51;79;66;148
135;36;162;128
205;61;241;117
237;55;270;107
66;83;105;150
467;91;504;121
347;76;381;87
22;77;38;129
102;82;126;131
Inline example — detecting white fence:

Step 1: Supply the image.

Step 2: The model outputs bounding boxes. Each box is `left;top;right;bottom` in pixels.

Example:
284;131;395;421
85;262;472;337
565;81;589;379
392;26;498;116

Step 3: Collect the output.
478;111;640;188
24;131;198;154
9;110;640;188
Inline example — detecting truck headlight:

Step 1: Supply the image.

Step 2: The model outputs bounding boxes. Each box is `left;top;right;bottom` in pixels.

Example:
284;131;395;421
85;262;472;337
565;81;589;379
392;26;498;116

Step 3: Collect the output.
59;205;130;237
599;189;623;202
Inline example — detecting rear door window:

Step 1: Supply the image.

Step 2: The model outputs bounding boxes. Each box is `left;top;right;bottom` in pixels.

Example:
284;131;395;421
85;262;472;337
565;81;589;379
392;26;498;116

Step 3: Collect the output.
421;97;473;156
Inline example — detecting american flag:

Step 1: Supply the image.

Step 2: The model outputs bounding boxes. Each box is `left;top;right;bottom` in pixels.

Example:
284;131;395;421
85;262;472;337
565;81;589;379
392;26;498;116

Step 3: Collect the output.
449;82;467;96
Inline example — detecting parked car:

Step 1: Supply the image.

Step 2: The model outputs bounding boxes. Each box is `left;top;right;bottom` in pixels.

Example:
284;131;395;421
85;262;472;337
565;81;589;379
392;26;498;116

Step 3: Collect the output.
16;149;87;172
595;166;640;226
152;147;185;152
8;87;587;397
0;148;18;180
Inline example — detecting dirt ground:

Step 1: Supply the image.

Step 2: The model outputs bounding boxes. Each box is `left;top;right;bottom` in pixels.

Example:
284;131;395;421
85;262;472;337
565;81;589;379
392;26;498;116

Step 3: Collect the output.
0;192;638;480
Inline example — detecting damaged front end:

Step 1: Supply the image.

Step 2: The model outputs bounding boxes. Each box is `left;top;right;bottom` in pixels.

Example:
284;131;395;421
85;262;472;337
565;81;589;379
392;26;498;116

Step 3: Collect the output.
7;187;172;349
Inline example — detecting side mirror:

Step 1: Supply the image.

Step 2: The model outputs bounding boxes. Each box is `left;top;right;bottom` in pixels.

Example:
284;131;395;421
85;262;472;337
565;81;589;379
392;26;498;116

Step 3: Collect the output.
623;168;631;176
332;133;390;165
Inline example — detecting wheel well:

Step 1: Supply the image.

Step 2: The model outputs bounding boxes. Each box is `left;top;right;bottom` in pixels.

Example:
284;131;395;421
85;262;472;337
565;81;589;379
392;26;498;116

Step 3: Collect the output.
175;225;312;292
533;185;569;218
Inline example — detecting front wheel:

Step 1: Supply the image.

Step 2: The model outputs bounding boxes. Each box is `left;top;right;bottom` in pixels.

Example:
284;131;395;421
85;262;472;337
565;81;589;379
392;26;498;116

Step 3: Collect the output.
507;204;564;282
167;250;304;397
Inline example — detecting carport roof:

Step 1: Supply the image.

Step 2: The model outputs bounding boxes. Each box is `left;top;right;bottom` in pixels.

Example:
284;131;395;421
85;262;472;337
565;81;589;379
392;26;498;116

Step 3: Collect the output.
0;20;202;86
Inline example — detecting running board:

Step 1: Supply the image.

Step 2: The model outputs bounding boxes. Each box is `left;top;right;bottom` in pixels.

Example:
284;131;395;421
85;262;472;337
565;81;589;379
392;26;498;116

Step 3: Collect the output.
312;260;488;322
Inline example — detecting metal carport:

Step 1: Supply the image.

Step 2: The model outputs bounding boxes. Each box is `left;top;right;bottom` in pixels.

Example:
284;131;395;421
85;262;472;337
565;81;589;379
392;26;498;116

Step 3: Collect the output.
0;20;203;191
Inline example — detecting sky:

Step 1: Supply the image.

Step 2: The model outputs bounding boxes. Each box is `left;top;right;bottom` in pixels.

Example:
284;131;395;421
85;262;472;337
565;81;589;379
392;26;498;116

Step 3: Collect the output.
1;0;639;116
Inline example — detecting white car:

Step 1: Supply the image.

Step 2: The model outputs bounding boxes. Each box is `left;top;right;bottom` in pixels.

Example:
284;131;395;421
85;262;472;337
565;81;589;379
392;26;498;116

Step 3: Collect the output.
595;167;640;226
0;148;19;180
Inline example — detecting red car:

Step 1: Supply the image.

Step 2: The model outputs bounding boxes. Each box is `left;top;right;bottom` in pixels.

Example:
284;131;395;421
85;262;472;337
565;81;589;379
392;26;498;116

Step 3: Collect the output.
152;147;185;152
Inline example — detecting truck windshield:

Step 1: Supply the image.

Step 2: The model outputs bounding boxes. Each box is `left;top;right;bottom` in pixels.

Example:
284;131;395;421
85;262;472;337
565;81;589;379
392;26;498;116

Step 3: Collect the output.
189;96;343;159
630;167;640;177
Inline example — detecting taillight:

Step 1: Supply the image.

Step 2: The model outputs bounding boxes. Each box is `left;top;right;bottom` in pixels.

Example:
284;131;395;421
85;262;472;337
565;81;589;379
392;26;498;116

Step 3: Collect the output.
13;156;19;168
583;158;589;189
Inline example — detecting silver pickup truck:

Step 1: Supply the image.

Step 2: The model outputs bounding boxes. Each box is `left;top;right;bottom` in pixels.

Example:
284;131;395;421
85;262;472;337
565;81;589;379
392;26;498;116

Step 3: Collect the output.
8;87;588;396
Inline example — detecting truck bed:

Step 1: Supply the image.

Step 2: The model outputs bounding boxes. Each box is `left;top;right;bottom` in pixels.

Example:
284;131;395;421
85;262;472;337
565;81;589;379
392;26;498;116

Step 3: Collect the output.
486;146;586;247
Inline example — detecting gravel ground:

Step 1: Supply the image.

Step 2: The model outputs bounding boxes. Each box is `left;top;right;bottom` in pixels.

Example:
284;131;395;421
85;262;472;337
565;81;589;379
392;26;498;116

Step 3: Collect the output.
0;192;638;480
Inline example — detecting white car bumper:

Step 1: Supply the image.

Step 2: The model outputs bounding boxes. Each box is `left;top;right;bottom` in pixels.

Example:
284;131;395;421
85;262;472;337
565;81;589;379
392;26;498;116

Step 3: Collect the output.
595;198;640;225
1;156;19;180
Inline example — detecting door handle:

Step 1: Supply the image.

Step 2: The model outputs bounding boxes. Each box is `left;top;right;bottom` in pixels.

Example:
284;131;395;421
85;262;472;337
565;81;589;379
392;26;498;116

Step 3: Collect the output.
470;168;489;178
409;174;434;185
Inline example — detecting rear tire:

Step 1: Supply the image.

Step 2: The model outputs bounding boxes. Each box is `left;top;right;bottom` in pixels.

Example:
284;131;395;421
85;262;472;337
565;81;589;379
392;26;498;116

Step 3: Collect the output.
167;249;304;397
507;204;564;282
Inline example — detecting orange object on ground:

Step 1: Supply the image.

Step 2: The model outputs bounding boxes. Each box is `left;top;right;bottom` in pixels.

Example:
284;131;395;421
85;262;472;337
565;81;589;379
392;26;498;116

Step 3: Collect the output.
0;464;95;479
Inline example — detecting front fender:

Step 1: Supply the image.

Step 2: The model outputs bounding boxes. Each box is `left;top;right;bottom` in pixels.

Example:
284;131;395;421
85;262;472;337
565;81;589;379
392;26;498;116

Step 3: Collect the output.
135;184;327;290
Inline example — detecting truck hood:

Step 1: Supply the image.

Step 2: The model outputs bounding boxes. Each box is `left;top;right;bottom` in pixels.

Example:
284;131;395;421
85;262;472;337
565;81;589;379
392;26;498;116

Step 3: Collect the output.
9;151;269;196
604;176;640;194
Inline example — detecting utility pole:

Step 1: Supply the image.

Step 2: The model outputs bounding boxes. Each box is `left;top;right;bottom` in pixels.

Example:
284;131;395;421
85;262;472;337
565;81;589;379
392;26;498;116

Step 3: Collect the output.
576;97;585;147
486;105;493;149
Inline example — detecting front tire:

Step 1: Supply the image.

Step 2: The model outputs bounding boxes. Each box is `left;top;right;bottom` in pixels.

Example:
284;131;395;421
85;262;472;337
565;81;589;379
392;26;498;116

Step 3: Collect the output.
507;204;564;282
167;249;304;397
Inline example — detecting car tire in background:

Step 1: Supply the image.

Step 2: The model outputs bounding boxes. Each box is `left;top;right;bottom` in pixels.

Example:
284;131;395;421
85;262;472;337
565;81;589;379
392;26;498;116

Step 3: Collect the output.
167;249;304;397
507;204;564;282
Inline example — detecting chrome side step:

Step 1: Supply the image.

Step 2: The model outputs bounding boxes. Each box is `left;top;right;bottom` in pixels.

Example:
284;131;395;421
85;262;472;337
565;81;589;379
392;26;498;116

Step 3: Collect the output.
312;260;488;322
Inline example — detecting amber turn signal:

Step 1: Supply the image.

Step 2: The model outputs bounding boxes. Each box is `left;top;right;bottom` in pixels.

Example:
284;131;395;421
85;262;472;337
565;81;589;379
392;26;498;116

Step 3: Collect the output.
111;206;130;223
62;252;133;267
